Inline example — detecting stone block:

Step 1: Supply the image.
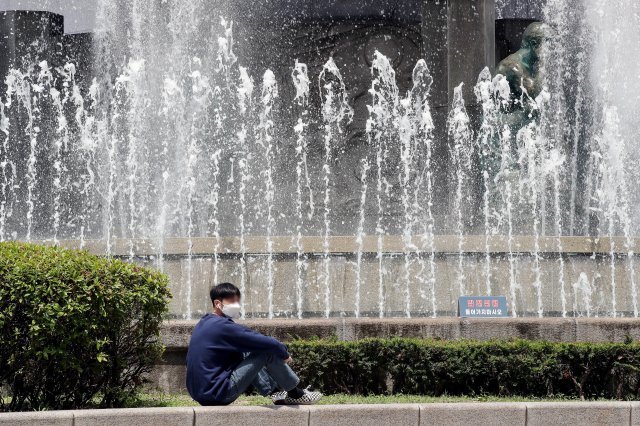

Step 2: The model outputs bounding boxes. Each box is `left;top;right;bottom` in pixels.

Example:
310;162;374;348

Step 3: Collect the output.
0;411;73;426
447;0;496;105
575;318;640;343
74;407;195;426
145;358;188;394
526;402;631;426
309;403;419;426
195;405;309;426
161;320;196;348
420;402;525;426
630;401;640;425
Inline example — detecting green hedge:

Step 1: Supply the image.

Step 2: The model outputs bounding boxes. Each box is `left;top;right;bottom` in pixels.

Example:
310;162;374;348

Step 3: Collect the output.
287;338;640;400
0;242;171;412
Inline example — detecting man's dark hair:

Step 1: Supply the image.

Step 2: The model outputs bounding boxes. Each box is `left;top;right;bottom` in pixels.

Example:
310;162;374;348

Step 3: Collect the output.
210;282;241;304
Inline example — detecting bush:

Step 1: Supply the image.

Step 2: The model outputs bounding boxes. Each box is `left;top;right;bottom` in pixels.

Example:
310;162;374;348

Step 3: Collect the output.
288;338;640;400
0;242;171;412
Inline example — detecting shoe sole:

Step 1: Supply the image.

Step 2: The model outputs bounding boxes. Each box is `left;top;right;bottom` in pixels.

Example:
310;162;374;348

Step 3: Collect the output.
281;396;323;405
279;400;321;405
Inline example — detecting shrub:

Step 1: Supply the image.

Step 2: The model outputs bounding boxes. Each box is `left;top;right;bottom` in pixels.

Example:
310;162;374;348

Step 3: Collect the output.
0;242;171;412
287;338;640;400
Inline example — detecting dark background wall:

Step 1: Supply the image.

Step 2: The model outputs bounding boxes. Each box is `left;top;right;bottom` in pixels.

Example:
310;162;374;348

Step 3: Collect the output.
497;0;545;19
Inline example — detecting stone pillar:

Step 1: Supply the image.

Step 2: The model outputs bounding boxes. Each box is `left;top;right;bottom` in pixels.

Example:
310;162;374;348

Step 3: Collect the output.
422;0;496;105
447;0;496;105
421;1;449;111
421;1;449;219
421;0;495;223
0;9;92;87
0;11;64;78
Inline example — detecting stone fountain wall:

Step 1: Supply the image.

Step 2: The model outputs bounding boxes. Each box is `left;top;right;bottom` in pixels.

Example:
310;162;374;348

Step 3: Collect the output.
48;236;640;319
158;249;639;319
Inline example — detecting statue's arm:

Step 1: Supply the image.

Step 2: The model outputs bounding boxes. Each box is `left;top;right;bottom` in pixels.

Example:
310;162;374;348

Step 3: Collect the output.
496;56;525;97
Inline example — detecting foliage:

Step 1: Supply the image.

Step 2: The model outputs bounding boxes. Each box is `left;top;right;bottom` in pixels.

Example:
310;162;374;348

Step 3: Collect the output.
287;338;640;400
0;242;171;412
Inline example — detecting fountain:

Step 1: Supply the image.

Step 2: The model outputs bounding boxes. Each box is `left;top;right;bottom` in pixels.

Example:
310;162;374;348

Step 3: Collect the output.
0;0;639;319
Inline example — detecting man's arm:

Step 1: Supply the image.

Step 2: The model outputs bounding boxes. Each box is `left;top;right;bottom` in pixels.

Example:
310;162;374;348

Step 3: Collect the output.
218;322;289;359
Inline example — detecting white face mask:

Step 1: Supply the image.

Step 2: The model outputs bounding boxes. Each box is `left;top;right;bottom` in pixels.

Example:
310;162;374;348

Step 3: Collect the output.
220;302;242;319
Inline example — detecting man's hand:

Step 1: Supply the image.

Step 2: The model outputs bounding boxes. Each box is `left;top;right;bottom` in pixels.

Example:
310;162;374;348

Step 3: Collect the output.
284;356;293;365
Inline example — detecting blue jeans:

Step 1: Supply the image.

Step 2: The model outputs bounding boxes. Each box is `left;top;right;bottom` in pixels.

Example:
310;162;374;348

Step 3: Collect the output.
219;351;300;405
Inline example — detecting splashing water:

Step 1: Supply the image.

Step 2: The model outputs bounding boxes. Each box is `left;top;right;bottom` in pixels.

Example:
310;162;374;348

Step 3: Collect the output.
259;69;278;319
367;51;399;318
354;159;370;319
0;1;638;319
448;83;473;298
292;60;311;319
319;58;353;318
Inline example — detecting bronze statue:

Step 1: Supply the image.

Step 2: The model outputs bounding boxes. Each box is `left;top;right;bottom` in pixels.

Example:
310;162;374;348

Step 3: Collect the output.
496;22;551;112
483;22;552;212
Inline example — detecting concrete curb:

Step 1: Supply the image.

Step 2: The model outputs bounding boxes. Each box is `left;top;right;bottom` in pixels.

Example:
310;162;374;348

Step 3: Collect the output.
0;402;638;426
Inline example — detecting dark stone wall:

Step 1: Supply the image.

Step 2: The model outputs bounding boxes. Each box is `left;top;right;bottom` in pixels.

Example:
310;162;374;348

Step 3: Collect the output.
62;32;94;90
227;0;496;231
246;19;423;231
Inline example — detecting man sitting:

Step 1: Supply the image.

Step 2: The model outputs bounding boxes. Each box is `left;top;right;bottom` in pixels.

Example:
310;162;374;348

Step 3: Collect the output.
186;282;323;406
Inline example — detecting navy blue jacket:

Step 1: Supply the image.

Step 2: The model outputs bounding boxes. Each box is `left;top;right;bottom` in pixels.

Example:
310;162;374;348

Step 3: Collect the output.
185;313;290;405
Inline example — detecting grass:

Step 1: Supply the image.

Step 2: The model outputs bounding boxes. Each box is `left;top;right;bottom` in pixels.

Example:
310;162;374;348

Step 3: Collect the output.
126;392;587;408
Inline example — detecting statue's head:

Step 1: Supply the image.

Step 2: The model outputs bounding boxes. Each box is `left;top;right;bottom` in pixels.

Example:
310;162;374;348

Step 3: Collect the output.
521;22;552;54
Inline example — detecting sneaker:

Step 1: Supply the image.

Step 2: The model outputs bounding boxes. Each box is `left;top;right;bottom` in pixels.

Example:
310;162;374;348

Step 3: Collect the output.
270;390;287;404
281;386;323;405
